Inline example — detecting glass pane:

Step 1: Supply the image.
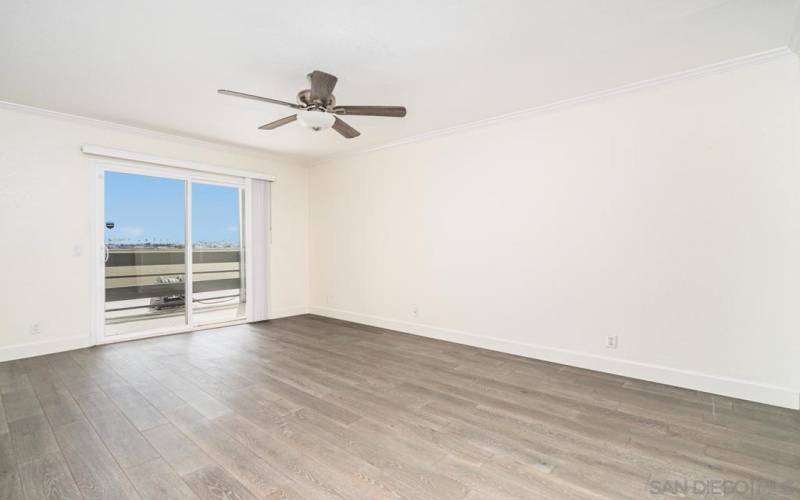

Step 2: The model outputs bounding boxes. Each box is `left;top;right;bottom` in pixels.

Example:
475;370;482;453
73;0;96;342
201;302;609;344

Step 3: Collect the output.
191;182;245;324
104;172;187;335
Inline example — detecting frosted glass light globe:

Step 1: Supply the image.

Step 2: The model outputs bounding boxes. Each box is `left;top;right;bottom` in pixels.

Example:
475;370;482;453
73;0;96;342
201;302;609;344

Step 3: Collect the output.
297;110;335;131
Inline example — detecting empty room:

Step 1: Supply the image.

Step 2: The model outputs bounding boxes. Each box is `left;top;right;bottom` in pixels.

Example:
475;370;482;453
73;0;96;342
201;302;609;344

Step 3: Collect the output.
1;1;798;499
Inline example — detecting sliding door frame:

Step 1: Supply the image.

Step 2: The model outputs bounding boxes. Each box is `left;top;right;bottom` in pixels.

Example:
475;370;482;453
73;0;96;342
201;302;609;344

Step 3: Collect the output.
189;176;253;328
91;158;256;345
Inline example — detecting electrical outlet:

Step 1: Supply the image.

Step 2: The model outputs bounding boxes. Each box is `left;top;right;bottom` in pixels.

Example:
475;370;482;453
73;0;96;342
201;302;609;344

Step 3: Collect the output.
30;323;42;336
412;307;419;318
605;335;618;349
326;295;331;305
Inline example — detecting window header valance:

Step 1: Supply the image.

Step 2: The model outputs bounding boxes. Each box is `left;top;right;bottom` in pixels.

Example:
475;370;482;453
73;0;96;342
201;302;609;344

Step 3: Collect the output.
82;145;276;182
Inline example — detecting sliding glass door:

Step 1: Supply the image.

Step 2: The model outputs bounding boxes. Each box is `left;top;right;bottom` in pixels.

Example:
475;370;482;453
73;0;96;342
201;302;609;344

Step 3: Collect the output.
104;172;188;335
191;181;246;325
100;166;247;339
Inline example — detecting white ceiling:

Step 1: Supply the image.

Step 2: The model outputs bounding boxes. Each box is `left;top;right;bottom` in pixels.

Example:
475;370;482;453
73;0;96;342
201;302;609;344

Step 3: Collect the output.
1;1;798;161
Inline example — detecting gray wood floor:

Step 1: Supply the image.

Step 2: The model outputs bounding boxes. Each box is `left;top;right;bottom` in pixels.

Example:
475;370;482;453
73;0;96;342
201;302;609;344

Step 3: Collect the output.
0;315;797;499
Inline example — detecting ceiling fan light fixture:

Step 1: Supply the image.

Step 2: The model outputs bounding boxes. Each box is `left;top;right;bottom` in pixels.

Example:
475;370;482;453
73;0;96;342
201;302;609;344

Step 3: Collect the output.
297;110;336;131
220;70;406;139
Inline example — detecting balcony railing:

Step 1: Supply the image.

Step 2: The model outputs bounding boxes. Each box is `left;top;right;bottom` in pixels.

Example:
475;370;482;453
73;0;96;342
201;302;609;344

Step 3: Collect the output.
104;247;242;315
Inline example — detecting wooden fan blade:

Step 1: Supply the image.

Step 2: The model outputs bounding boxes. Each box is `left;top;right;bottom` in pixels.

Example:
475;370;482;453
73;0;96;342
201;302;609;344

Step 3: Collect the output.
332;117;360;139
218;89;302;109
332;105;406;117
258;115;297;130
308;71;338;103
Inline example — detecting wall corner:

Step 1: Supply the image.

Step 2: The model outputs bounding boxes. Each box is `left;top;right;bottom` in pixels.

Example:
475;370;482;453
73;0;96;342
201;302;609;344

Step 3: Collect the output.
790;4;800;57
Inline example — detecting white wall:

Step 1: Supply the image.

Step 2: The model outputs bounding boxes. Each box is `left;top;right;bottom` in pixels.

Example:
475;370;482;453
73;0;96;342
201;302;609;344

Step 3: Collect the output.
0;106;309;358
309;54;800;408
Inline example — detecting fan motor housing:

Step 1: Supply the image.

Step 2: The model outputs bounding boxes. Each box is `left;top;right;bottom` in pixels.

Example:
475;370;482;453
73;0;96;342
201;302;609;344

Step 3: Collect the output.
297;89;335;108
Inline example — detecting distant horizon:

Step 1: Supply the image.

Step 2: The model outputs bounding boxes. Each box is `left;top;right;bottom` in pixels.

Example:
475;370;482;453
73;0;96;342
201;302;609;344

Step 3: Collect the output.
106;242;241;249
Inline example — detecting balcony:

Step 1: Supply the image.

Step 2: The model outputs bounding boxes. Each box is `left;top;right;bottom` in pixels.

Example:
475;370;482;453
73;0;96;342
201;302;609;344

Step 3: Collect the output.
105;247;244;333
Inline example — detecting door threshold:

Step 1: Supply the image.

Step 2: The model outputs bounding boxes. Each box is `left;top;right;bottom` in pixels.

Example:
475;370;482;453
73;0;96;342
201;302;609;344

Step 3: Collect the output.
95;318;249;346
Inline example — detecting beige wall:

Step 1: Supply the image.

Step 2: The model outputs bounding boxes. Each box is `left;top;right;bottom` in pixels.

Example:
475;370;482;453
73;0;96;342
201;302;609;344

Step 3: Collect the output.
309;55;800;408
0;106;309;357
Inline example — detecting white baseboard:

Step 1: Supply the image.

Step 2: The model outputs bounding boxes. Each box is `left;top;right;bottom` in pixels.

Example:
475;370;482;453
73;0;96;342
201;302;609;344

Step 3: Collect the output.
268;306;309;320
309;306;799;410
0;307;311;363
0;335;90;363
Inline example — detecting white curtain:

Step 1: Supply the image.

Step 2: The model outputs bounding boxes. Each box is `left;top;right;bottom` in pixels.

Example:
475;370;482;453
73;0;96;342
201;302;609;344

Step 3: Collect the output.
250;179;271;321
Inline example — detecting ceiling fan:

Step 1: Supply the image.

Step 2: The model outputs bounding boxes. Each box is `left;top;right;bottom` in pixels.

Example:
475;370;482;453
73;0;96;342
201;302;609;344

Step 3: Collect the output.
218;71;407;139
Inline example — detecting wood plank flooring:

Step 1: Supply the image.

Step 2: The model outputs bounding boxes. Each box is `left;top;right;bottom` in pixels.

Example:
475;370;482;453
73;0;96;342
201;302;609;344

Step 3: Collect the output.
0;314;797;499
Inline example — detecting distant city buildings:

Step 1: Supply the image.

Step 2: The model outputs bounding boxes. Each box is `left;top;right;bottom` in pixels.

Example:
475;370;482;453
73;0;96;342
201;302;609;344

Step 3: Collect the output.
193;240;241;249
106;239;239;249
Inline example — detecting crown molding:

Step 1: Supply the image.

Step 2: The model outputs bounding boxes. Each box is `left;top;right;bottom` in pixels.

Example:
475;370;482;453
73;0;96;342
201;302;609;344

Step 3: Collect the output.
0;99;306;165
2;46;793;168
311;46;795;166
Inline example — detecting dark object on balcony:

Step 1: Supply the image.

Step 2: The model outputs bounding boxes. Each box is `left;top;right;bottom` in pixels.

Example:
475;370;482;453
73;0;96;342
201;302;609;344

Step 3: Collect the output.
150;294;185;311
149;275;186;311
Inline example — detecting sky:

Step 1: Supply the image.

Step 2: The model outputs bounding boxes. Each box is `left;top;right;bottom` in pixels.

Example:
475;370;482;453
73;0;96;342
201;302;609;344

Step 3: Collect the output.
104;171;240;246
